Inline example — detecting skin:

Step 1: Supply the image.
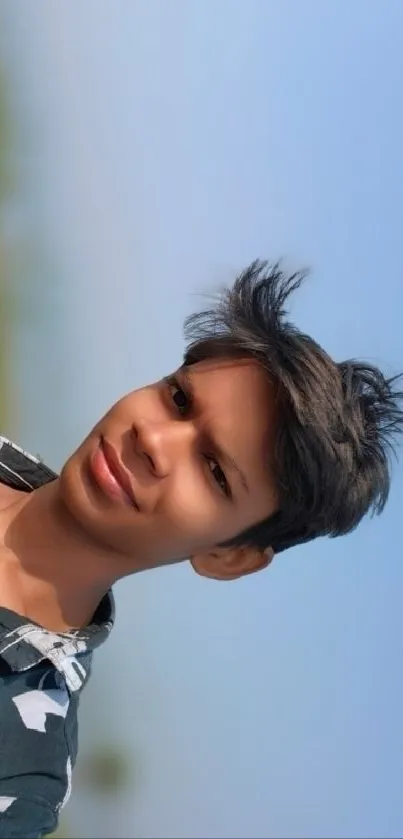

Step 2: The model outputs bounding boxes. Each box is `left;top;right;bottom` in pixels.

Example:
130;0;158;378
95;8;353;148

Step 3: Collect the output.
0;358;278;632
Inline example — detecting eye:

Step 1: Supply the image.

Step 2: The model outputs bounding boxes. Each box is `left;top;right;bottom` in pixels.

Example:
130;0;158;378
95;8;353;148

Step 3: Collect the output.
205;457;230;498
165;375;231;500
166;376;190;416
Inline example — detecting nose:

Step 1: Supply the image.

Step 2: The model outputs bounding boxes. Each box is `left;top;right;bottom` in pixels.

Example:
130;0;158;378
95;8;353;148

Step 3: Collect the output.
132;419;196;478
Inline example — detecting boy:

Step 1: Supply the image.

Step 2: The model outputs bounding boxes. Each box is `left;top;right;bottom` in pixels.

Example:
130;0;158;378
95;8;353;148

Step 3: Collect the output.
0;261;402;837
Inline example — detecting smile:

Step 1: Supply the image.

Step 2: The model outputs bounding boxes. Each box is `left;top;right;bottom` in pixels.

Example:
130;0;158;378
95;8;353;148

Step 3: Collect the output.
90;437;139;509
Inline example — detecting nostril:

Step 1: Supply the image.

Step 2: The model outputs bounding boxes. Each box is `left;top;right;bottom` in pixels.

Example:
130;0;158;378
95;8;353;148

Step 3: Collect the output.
145;453;155;472
131;424;158;475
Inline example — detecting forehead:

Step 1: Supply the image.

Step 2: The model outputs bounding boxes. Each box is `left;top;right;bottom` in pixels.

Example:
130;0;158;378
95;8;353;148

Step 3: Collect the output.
183;357;278;464
187;356;271;396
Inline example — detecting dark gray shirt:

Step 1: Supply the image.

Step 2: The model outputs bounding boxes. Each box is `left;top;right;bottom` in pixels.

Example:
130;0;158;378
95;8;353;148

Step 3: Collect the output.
0;436;115;837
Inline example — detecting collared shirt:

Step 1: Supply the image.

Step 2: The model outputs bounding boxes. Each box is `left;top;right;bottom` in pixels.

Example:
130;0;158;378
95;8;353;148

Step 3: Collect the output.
0;435;115;838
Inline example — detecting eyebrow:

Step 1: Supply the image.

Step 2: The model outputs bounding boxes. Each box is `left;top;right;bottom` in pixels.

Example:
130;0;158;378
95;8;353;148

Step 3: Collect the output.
180;367;250;495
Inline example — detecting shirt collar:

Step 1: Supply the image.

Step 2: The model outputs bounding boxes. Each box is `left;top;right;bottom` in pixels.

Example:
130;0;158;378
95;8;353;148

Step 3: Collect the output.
0;435;115;691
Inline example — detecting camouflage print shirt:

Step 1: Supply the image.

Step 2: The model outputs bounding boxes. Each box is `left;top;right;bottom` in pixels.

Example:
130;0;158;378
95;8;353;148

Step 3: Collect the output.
0;436;115;838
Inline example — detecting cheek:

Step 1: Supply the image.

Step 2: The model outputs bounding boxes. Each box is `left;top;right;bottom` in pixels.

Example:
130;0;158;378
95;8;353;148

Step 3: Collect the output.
160;472;225;548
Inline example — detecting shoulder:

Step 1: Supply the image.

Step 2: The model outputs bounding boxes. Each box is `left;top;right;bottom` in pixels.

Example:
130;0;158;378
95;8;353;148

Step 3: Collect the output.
0;482;20;512
0;794;59;837
0;661;77;823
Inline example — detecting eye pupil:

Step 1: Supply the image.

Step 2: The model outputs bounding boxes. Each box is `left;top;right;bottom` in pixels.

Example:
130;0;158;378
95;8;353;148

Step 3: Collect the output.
210;461;227;494
166;376;190;415
173;388;187;412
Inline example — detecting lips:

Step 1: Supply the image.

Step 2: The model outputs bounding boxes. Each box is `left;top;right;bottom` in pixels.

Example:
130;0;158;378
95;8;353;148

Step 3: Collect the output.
90;436;139;509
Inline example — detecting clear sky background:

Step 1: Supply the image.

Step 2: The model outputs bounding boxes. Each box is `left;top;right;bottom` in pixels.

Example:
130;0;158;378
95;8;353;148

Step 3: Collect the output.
1;2;403;837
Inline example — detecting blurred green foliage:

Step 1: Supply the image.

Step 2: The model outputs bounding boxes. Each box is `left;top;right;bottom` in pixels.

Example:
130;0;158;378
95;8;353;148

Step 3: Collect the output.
0;69;11;194
0;62;69;839
47;827;69;839
46;744;134;838
0;63;136;839
78;743;134;793
0;63;14;429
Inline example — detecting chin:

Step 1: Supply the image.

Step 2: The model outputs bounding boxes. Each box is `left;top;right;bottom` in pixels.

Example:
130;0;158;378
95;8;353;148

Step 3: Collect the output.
58;447;99;534
58;444;133;562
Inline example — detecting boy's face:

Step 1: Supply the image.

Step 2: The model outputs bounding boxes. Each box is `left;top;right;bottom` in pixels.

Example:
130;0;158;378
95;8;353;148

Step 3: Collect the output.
59;358;279;574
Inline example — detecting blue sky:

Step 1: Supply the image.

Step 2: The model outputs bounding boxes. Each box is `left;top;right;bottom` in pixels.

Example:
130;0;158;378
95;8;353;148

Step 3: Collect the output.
1;2;403;836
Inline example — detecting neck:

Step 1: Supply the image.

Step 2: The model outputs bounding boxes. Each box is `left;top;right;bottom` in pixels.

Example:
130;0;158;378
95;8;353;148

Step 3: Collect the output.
0;480;134;632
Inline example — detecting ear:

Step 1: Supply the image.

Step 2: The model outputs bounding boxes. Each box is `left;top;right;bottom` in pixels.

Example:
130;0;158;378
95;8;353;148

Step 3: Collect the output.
190;545;274;581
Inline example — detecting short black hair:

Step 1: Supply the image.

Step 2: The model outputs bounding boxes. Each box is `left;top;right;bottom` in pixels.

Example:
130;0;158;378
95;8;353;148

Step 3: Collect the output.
183;260;403;554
